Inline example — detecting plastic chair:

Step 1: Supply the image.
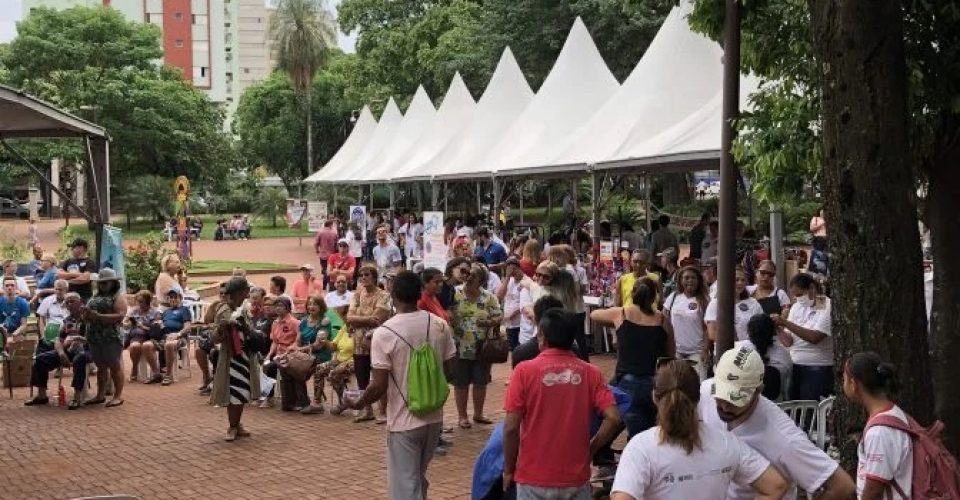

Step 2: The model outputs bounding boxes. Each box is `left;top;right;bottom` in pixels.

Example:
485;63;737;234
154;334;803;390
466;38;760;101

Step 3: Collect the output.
776;399;820;441
813;396;835;450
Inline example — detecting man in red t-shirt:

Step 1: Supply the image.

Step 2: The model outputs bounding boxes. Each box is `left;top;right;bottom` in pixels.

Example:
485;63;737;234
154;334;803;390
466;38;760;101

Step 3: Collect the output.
503;309;621;499
327;239;357;289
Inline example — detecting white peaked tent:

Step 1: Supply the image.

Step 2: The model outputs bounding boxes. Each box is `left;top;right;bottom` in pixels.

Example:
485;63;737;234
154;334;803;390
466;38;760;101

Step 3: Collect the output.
314;97;403;182
407;47;534;182
551;5;758;173
348;86;436;183
371;73;476;183
469;17;620;179
303;105;377;182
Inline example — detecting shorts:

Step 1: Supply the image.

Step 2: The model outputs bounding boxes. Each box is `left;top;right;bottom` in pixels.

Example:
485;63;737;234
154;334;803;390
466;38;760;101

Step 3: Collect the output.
454;357;491;388
516;483;591;500
89;339;123;365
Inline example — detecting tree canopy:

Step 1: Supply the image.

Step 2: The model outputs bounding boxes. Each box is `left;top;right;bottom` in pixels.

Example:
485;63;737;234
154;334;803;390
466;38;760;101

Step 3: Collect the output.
1;6;235;186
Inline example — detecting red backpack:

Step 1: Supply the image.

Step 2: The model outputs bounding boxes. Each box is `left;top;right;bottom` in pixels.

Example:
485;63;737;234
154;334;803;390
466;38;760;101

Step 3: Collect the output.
865;414;960;499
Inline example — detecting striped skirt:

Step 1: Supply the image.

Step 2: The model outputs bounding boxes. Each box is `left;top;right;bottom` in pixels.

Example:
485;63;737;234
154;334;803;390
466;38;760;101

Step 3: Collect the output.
228;351;252;405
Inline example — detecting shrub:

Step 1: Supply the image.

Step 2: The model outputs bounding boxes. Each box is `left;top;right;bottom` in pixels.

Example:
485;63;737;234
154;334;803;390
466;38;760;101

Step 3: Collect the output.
124;233;178;293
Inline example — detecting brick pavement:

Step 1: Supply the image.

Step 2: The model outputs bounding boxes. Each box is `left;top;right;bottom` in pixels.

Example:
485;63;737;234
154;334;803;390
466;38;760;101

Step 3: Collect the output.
0;351;619;500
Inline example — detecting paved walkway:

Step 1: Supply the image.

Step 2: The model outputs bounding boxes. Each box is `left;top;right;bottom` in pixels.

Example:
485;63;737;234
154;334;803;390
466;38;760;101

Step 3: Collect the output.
0;350;618;499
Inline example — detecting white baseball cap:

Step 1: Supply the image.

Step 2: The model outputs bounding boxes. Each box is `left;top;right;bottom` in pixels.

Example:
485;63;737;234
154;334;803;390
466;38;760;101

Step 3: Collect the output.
712;346;765;407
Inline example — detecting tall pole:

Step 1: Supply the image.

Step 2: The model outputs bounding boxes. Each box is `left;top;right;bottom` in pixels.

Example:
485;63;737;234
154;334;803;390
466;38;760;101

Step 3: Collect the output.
492;178;501;233
444;182;448;213
644;173;652;234
769;204;785;287
476;181;482;216
716;0;741;357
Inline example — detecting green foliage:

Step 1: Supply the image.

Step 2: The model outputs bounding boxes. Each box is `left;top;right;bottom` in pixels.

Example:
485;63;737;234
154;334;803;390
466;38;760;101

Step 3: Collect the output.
0;227;28;263
1;6;235;187
123;233;175;293
254;187;290;227
113;176;176;227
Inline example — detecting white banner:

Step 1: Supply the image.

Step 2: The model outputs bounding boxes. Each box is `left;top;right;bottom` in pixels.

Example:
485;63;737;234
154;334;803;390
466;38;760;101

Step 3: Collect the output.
286;199;306;227
421;211;447;270
349;205;367;241
307;201;328;232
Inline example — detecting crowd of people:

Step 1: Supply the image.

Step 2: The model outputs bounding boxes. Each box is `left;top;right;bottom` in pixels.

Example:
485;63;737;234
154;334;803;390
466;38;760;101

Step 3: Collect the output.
2;209;949;500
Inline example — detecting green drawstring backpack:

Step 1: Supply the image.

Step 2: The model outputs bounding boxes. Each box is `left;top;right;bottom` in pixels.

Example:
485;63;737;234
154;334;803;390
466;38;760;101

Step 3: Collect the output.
381;313;449;416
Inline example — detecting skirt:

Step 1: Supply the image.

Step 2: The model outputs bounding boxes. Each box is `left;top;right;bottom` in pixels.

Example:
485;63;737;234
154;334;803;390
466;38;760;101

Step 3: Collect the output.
228;351;253;405
89;338;123;365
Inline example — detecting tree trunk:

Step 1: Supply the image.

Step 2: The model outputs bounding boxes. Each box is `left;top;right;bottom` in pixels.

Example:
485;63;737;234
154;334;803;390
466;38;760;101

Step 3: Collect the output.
808;0;933;469
306;84;314;177
661;172;691;206
927;144;960;456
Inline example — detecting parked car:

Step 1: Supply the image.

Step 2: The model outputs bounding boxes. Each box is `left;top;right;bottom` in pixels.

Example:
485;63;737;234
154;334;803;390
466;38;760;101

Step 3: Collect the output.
0;197;28;219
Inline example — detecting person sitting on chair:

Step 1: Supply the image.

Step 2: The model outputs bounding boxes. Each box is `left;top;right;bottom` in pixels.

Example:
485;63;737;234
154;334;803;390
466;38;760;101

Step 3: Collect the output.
24;293;93;410
124;290;163;384
154;289;193;386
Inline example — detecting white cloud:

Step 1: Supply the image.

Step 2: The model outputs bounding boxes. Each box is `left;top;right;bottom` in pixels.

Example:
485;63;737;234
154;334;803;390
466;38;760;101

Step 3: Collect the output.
0;0;24;43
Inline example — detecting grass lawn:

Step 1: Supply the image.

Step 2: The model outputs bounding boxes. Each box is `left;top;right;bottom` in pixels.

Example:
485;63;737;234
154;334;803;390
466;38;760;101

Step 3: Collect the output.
65;214;315;241
189;260;294;274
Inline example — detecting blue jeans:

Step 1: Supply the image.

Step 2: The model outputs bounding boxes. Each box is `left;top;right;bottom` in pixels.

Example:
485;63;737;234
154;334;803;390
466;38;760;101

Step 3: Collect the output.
789;365;834;401
615;374;656;438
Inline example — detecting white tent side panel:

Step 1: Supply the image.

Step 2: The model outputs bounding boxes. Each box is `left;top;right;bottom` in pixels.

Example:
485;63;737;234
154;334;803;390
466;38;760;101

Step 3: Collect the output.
375;73;476;183
349;86;436;183
473;18;620;178
304;105;377;183
323;97;403;183
423;47;535;181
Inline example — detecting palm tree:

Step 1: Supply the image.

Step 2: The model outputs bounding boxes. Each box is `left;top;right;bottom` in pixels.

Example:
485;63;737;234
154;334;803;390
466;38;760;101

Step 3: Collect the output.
269;0;337;180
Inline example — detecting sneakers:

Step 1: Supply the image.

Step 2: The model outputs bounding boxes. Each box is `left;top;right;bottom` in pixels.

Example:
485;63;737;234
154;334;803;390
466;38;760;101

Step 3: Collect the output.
161;375;173;386
258;398;274;409
225;427;238;442
300;404;325;415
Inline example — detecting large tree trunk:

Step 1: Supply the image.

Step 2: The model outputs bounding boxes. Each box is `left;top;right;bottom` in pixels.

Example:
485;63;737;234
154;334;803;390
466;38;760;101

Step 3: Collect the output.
927;142;960;455
808;0;933;469
305;84;314;177
661;172;691;206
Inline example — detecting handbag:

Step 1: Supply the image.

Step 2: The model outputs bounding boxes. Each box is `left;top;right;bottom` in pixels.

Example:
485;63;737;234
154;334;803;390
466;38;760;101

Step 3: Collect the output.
478;335;510;364
278;351;316;381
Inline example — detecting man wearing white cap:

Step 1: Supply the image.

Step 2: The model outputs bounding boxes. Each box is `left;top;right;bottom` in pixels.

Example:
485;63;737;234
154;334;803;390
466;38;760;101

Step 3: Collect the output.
699;346;854;500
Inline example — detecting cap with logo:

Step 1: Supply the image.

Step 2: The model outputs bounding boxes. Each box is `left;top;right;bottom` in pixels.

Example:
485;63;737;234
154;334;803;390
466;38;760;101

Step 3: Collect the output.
712;346;765;407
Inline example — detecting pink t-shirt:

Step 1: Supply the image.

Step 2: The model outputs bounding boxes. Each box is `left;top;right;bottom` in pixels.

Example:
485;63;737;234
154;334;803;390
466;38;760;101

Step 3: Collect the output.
314;228;339;260
371;311;456;433
291;278;325;314
270;315;300;352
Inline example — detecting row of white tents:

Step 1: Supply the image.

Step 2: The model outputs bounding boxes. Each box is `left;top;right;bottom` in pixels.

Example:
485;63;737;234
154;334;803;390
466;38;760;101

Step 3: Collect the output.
304;4;756;186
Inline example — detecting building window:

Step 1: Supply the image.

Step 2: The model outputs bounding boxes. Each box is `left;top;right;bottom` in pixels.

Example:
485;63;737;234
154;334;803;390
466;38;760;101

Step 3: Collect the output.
175;39;184;48
174;12;183;20
243;68;250;73
200;67;208;77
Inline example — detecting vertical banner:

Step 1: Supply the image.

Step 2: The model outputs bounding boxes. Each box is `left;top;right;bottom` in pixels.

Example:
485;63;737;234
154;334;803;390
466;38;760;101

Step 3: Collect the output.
286;199;306;227
599;240;614;263
307;201;328;232
421;211;447;271
100;225;126;294
349;205;367;241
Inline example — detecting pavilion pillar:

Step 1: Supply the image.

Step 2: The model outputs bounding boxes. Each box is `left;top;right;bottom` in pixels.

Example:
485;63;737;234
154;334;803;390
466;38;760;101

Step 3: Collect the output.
590;171;600;243
493;178;501;233
769;205;785;287
644;173;652;233
431;182;439;211
717;0;742;356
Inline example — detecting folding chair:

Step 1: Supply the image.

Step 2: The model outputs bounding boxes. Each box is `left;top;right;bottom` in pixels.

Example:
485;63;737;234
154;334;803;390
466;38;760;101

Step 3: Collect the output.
776;399;820;441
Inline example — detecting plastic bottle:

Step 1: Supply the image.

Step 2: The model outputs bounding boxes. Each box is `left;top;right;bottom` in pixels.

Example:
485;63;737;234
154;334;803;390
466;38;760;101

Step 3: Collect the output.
58;385;66;407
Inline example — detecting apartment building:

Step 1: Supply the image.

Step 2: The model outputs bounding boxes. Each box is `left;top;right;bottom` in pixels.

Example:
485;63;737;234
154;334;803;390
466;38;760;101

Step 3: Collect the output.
22;0;278;121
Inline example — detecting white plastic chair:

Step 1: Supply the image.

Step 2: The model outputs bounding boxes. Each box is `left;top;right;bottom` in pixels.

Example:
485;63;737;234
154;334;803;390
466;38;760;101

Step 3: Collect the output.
813;396;836;450
777;399;820;441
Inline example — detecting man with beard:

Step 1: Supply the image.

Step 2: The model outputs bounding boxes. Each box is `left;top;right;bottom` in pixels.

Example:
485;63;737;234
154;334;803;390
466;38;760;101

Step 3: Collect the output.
698;347;854;499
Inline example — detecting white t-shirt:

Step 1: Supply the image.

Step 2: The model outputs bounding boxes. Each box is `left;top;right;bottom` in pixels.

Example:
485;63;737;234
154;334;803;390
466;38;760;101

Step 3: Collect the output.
37;295;69;325
518;286;536;344
486;271;502;294
503;278;522;329
709;281;718;300
786;297;833;366
325;290;353;309
345;229;363;258
612;424;770;500
857;406;913;499
699;380;839;500
14;276;29;296
664;292;706;355
705;297;764;342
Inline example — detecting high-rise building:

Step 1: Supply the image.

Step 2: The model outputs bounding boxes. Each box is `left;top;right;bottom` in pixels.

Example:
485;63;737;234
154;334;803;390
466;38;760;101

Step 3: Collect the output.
22;0;278;123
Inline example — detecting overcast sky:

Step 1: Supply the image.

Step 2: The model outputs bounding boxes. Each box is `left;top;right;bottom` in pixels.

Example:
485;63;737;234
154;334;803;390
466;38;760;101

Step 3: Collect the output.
0;0;356;51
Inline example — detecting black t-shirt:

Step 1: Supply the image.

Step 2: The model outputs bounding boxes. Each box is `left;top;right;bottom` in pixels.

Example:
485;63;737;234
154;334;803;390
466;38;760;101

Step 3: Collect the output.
61;257;98;301
438;281;456;311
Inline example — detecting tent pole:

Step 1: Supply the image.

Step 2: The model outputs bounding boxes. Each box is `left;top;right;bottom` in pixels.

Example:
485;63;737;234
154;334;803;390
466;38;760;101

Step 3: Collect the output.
476;181;482;216
493;178;501;233
388;184;396;225
444;182;448;213
571;178;578;225
770;204;785;288
369;184;374;215
333;186;339;217
591;171;599;244
717;0;742;357
519;182;524;225
431;182;439;211
644;173;652;234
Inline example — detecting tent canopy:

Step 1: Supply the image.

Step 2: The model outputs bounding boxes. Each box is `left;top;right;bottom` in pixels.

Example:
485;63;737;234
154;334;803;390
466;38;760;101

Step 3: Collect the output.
314;97;403;183
303;105;376;183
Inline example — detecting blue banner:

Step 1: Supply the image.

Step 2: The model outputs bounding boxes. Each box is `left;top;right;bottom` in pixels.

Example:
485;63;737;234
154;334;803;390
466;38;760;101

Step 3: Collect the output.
100;225;126;294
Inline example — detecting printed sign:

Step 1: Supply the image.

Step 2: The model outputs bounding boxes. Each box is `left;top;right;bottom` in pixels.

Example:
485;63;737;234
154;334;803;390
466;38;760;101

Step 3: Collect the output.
286;199;306;227
307;201;328;232
421;211;447;270
349;205;367;241
599;240;614;263
100;225;126;294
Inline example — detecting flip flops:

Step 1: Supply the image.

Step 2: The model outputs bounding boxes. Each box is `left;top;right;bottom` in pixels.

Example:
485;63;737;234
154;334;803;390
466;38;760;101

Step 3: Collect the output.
105;399;124;408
